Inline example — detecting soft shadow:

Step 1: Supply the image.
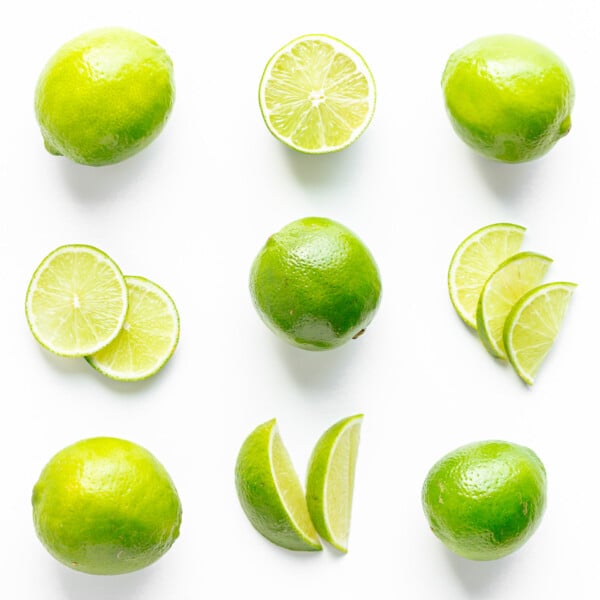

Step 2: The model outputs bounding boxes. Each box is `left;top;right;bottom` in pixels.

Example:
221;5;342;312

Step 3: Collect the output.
446;549;513;596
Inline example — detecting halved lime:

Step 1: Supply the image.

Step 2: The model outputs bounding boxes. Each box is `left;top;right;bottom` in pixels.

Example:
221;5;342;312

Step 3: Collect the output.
258;34;376;153
306;414;363;553
25;244;127;357
235;419;322;551
85;276;179;381
448;223;526;328
476;252;552;359
504;282;576;384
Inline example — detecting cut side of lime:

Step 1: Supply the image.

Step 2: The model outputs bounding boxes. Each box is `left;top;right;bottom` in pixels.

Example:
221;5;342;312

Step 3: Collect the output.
85;276;179;381
504;282;576;385
235;419;322;551
306;414;363;552
25;245;128;357
476;252;552;359
448;223;526;328
259;34;376;153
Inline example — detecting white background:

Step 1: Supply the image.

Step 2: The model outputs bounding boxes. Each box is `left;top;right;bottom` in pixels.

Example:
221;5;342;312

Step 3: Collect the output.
1;1;597;598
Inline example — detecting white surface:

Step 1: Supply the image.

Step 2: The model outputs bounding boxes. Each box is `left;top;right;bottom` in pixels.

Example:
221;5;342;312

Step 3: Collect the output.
1;1;597;598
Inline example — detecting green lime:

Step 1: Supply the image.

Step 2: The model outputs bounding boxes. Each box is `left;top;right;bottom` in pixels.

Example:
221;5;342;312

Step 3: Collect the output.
32;437;182;575
259;34;376;153
86;276;180;381
35;27;175;166
306;414;363;553
442;34;574;162
448;223;525;328
249;217;381;350
25;244;128;357
235;419;322;551
476;252;552;359
422;440;546;561
504;282;576;384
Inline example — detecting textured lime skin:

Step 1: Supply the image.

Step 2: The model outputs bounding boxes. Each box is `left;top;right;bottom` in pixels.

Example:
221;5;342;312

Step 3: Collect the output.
422;440;546;561
32;437;182;575
250;217;381;350
442;34;574;162
35;27;175;166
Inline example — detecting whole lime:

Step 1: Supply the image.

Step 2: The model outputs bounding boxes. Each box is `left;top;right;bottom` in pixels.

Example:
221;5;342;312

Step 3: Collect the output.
249;217;381;350
442;34;574;163
422;440;546;560
32;437;182;575
35;27;175;166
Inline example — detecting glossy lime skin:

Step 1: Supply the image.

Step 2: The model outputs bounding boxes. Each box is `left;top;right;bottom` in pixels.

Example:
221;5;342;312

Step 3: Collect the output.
422;440;546;560
32;437;182;575
249;217;382;351
442;34;574;162
35;28;175;166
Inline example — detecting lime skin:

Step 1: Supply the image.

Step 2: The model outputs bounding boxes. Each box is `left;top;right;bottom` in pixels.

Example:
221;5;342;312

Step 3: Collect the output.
442;34;574;163
249;217;382;351
422;440;546;561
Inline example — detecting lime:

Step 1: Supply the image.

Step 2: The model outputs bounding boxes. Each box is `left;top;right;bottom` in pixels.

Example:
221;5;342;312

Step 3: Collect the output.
504;282;576;384
448;223;525;328
25;244;128;357
249;217;381;350
306;414;363;553
476;252;552;359
35;27;175;166
259;34;376;153
442;34;574;162
422;440;546;561
86;276;179;381
32;437;182;575
235;419;322;551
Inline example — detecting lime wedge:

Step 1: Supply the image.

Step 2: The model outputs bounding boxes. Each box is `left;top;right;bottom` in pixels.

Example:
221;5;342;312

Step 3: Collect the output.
504;282;576;384
476;252;552;359
306;414;363;553
85;276;179;381
448;223;526;328
259;34;376;153
25;245;127;357
235;419;322;551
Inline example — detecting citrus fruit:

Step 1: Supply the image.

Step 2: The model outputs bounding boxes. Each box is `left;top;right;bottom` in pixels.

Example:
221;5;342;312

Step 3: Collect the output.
306;414;363;553
259;34;376;153
32;437;182;575
235;419;322;551
35;27;175;166
448;223;525;328
249;217;381;350
504;282;576;384
86;276;179;381
25;244;128;357
422;440;546;561
442;34;574;162
476;252;552;359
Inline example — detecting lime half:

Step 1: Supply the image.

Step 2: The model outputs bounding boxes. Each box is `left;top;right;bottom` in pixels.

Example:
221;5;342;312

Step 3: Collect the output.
86;276;179;381
259;34;376;153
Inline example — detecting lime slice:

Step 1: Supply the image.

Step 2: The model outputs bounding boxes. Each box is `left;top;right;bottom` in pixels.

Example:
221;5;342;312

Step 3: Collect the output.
448;223;526;328
504;282;576;384
235;419;322;551
258;34;376;153
306;414;363;553
476;252;552;359
85;276;179;381
25;244;127;357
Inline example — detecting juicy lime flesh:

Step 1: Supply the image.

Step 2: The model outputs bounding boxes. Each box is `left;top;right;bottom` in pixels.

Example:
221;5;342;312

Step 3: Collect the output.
86;276;179;381
422;440;546;561
32;437;182;575
442;34;574;163
35;27;174;166
250;217;381;350
261;35;374;152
